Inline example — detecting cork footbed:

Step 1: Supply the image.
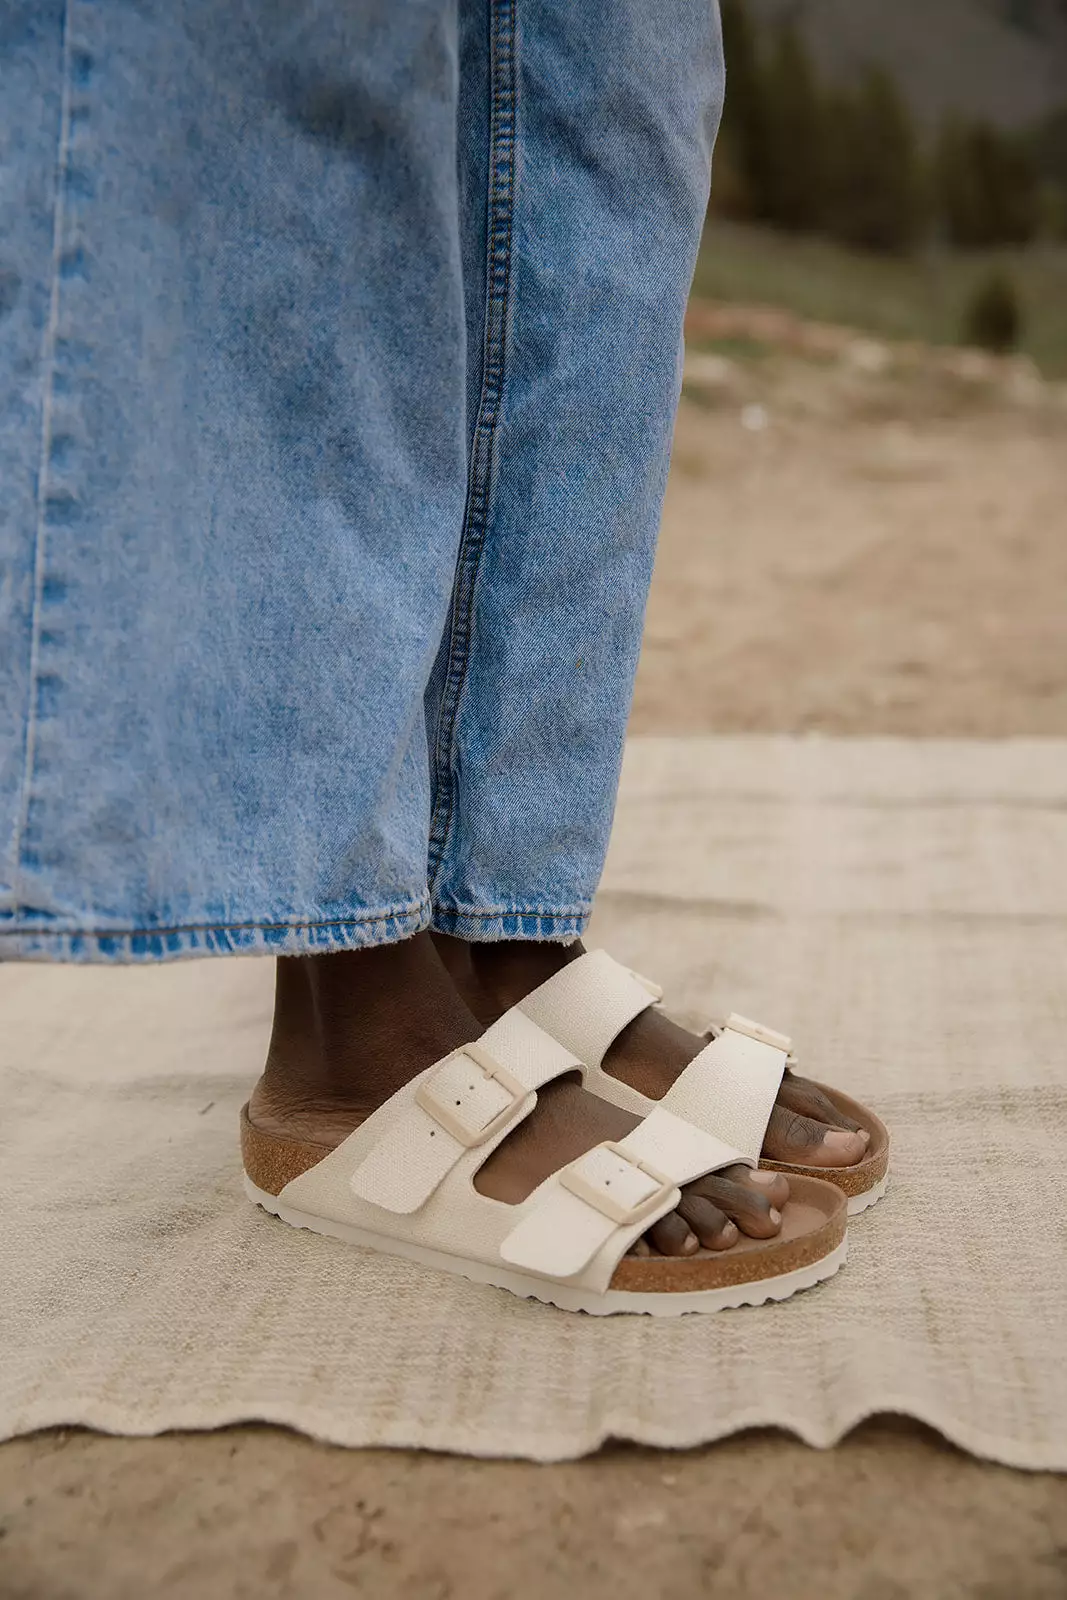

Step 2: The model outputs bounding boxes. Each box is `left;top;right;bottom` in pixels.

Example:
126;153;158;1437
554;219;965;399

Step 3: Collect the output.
758;1079;890;1200
240;1104;847;1295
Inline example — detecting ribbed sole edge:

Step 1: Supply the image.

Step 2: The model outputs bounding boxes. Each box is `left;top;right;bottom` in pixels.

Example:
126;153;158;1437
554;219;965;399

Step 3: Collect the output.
244;1175;848;1318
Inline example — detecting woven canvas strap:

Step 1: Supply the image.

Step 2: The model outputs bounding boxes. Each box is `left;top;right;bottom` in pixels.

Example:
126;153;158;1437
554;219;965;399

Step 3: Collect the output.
659;1014;791;1164
499;1106;748;1281
518;948;661;1071
349;1007;579;1214
343;1001;750;1286
518;950;792;1166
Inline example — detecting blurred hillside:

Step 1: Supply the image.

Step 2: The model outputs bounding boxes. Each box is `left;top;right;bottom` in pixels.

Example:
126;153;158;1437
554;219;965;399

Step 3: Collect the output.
745;0;1067;129
701;1;1067;370
669;5;1067;737
693;222;1067;373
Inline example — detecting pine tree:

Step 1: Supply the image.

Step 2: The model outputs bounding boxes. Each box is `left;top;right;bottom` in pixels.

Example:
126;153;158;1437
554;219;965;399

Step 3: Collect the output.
761;21;827;232
936;117;983;246
823;69;924;254
937;118;1039;247
716;0;773;220
979;126;1039;244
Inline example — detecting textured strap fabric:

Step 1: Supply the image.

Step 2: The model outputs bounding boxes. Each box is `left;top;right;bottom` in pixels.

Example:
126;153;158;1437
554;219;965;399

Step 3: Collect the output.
619;1103;747;1184
660;1021;790;1165
350;1008;581;1215
499;1144;678;1279
518;949;658;1071
500;1105;748;1280
517;950;789;1165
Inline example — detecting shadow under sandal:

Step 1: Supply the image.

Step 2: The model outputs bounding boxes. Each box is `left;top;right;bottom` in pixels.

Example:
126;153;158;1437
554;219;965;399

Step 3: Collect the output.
516;950;890;1216
242;1009;847;1317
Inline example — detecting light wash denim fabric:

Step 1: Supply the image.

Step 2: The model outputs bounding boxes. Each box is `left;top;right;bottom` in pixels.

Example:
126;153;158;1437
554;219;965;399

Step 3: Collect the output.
0;0;723;961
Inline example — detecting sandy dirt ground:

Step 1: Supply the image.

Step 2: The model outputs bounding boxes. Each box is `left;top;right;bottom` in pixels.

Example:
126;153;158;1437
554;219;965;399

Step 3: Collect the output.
634;324;1067;736
4;1421;1067;1600
4;329;1066;1599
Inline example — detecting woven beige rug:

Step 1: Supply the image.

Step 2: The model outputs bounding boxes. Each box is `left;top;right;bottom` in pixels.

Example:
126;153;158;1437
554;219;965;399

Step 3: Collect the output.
2;737;1065;1468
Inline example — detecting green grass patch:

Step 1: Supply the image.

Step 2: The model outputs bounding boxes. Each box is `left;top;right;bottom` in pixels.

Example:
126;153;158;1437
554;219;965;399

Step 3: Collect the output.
692;220;1067;375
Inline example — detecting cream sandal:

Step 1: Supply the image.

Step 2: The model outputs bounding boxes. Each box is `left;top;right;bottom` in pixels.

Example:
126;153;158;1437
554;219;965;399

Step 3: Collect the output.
517;950;890;1216
243;1006;846;1317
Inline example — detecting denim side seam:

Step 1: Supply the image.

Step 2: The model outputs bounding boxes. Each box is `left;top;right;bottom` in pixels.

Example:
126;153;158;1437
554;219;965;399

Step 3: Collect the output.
426;0;517;891
10;1;75;919
0;896;432;963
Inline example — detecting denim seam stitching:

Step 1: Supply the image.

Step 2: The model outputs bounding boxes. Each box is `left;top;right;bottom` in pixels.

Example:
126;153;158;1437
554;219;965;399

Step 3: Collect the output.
11;0;74;918
433;900;592;917
426;0;518;891
434;912;588;927
0;898;432;940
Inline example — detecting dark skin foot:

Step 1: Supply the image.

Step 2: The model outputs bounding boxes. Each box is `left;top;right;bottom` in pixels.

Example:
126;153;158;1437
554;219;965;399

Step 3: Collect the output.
432;935;871;1170
247;933;790;1259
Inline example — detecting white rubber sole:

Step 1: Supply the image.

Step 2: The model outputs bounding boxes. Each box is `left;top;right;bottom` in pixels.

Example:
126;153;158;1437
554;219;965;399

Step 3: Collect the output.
846;1171;889;1216
245;1175;847;1318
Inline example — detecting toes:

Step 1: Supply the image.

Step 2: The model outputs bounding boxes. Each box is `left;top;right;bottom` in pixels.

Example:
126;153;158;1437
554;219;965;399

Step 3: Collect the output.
765;1105;867;1168
815;1127;869;1165
778;1073;868;1138
646;1210;700;1257
726;1162;791;1209
688;1174;783;1239
676;1195;738;1251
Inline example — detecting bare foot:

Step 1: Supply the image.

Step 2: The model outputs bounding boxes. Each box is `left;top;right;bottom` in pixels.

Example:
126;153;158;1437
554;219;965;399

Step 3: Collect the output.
247;934;790;1259
433;935;871;1171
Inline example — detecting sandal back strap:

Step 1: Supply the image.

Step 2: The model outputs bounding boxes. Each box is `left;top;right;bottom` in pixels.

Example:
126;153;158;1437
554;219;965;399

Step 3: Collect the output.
518;948;660;1071
349;1009;579;1214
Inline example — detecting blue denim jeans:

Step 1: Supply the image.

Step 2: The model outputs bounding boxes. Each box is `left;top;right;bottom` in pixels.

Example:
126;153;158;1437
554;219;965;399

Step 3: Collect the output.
0;0;723;961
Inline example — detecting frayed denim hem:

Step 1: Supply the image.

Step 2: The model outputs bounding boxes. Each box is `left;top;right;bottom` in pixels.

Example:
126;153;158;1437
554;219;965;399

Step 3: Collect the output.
0;899;431;963
430;904;591;942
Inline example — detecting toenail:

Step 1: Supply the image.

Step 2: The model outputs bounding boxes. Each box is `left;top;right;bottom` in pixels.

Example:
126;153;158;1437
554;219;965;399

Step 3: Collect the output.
718;1221;739;1246
858;1129;871;1144
683;1230;699;1254
822;1129;859;1152
749;1170;780;1187
769;1207;781;1226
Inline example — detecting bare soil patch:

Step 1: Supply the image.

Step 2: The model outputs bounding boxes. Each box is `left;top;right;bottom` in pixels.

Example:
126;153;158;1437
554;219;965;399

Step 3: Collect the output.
633;314;1067;735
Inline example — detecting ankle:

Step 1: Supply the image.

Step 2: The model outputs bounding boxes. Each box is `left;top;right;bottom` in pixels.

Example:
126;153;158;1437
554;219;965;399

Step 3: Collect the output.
433;933;580;1022
252;935;481;1137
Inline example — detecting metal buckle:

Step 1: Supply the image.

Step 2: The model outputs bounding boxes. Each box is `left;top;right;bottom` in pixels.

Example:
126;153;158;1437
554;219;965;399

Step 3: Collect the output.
558;1141;675;1228
723;1012;793;1053
414;1042;528;1148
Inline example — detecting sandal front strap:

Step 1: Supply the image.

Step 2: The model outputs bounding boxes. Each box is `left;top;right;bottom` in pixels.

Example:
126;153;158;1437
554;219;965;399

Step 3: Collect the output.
500;1142;680;1280
500;1105;749;1286
659;1020;790;1166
